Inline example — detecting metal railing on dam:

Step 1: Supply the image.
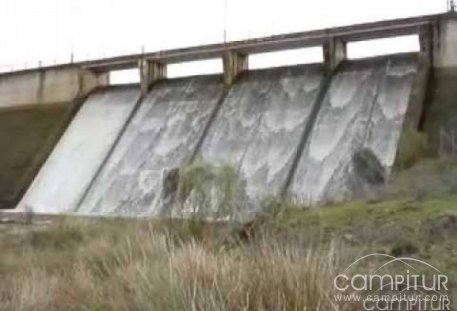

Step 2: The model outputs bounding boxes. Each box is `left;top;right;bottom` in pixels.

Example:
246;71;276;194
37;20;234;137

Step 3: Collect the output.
0;13;452;77
80;14;437;71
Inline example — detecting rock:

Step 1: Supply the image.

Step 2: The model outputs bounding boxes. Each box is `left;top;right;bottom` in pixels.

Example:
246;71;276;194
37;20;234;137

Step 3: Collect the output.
391;241;419;256
428;211;457;238
157;168;180;216
352;148;386;185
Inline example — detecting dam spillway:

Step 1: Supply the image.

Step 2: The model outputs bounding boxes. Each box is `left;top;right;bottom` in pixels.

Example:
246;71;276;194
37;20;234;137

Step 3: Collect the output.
290;55;418;204
78;76;226;216
20;87;141;213
2;12;457;215
76;65;324;216
198;65;323;201
16;57;421;215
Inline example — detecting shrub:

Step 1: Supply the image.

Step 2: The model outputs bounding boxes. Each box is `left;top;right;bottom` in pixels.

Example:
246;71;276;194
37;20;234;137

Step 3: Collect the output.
174;161;246;220
26;220;85;250
395;128;430;170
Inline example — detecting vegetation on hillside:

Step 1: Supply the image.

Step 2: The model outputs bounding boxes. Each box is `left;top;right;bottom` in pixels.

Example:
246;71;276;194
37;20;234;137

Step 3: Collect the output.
0;218;343;311
0;157;456;310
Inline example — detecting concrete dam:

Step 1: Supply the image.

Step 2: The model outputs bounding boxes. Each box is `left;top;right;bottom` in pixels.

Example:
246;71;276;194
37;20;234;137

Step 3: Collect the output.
2;13;457;217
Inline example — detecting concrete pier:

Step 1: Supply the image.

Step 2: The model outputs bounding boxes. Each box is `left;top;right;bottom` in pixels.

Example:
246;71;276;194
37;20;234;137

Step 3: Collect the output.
139;60;167;94
222;51;248;85
420;14;457;155
323;37;347;72
433;15;457;68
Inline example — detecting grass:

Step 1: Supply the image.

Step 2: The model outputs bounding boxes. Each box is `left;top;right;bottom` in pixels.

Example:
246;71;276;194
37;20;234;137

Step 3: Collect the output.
260;157;457;281
395;128;430;170
0;219;342;311
385;156;457;199
0;158;456;310
0;194;455;310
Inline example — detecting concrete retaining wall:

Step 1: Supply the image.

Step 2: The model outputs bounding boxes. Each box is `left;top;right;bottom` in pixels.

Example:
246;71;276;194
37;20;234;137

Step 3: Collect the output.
423;67;457;155
416;16;457;156
434;17;457;68
0;66;108;108
0;103;75;209
0;65;108;209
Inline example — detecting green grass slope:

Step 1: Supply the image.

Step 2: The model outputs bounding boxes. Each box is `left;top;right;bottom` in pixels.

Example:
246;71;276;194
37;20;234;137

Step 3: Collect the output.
0;158;456;310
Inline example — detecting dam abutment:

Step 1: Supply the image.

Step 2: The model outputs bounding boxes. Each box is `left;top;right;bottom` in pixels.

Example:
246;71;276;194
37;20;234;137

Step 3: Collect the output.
0;66;108;209
423;14;457;156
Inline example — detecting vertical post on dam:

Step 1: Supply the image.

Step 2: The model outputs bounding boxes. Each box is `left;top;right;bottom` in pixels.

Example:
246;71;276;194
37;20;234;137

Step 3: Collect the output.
223;51;248;86
139;59;167;94
323;36;347;73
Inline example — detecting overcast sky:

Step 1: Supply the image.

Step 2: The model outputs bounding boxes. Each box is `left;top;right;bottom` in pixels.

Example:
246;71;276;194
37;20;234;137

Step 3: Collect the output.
0;0;446;78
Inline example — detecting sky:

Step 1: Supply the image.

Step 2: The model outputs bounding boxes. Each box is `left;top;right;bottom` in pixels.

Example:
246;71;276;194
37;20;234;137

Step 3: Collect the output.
0;0;446;80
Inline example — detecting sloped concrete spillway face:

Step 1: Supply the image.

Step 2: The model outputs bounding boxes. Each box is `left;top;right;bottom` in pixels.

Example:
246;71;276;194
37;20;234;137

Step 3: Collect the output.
20;87;141;213
78;76;226;216
199;65;323;203
290;55;418;204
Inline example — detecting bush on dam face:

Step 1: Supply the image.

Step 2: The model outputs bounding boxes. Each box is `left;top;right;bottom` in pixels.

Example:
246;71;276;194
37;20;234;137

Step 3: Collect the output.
395;128;430;170
159;161;248;220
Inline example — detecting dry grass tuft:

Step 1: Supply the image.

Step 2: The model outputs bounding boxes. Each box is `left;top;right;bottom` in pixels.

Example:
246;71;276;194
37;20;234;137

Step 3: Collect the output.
0;220;348;311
